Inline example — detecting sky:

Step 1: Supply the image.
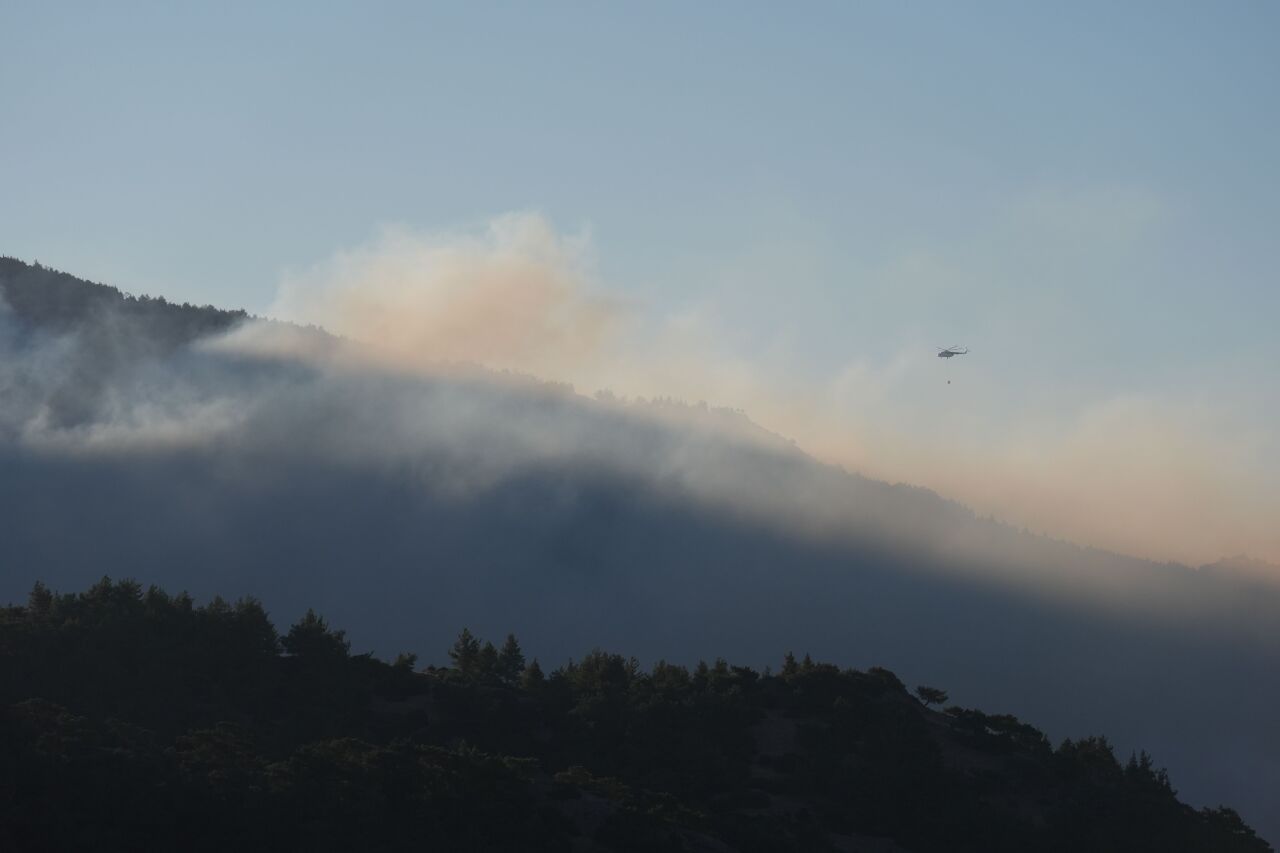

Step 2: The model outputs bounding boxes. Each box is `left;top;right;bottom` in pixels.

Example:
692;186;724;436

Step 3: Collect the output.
2;1;1278;565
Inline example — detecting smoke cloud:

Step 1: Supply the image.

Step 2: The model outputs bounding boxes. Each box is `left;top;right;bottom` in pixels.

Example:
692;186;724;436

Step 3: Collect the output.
266;213;1280;568
270;215;620;378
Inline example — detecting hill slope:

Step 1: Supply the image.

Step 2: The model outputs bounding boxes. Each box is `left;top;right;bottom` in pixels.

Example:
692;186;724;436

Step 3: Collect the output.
1;258;1277;841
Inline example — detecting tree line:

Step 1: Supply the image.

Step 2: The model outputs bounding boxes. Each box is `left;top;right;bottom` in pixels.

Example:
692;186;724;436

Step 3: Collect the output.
0;578;1269;852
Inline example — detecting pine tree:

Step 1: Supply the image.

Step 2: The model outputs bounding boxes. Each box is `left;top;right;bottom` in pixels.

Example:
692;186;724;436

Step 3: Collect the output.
478;641;499;678
282;609;350;661
449;628;481;675
521;658;546;690
28;581;53;617
498;634;525;684
914;685;949;709
782;652;799;677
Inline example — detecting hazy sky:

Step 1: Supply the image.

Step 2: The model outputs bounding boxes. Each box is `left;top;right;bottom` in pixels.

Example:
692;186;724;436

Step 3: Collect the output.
3;1;1277;563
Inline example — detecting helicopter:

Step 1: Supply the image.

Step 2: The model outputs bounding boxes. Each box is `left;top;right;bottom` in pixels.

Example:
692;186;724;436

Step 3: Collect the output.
937;346;969;359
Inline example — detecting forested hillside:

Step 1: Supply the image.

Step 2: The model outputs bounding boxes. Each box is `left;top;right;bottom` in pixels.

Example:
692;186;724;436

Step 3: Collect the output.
0;579;1268;852
0;256;246;345
2;257;1277;840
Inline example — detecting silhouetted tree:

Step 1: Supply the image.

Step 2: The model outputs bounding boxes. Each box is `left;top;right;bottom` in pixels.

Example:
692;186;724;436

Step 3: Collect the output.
1126;749;1174;793
915;685;949;709
283;609;350;661
449;628;481;675
521;658;546;690
478;641;499;678
498;634;525;683
28;581;53;617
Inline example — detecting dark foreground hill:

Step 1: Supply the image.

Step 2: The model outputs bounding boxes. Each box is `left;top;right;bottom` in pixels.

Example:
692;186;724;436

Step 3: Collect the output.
0;579;1269;852
2;257;1278;840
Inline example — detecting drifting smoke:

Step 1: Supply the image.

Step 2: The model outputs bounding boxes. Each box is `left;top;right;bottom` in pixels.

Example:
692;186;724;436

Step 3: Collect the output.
266;213;1280;568
270;215;620;378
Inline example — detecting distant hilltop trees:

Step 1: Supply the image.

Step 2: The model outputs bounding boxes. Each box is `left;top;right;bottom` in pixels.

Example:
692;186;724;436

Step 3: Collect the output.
0;256;247;346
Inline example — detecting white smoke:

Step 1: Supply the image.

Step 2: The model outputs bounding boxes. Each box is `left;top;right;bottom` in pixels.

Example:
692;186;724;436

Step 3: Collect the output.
260;213;1280;568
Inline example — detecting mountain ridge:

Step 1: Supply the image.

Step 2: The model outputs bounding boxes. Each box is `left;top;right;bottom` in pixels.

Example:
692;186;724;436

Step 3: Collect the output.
0;255;1250;576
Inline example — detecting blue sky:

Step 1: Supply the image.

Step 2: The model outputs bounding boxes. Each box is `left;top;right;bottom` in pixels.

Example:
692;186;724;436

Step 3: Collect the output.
3;1;1277;562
